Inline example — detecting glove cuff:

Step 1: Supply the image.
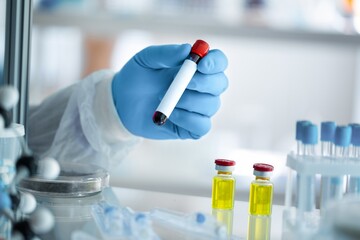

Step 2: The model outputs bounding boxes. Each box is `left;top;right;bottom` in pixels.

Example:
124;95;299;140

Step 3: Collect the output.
93;71;138;143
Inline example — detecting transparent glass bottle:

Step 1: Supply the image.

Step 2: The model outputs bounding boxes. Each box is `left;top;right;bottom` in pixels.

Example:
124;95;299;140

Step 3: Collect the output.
211;159;236;210
249;163;274;216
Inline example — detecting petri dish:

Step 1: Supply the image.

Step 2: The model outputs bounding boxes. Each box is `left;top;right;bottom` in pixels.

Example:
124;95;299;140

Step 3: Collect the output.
17;162;109;197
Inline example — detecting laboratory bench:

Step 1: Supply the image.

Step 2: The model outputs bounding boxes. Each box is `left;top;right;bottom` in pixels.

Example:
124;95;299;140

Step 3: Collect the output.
35;186;284;240
112;187;284;239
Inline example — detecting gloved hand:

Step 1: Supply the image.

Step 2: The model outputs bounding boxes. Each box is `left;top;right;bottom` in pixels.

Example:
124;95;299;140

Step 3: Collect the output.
111;43;228;140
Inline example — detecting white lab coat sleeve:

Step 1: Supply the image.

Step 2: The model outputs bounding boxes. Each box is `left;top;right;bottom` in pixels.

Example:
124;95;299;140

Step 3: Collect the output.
28;70;140;170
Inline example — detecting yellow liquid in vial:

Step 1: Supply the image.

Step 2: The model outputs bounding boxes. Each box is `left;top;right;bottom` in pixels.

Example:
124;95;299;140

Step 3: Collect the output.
212;174;235;210
249;180;273;215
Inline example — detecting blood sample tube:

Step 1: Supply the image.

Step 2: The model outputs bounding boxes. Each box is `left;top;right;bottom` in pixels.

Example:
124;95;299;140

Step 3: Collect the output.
152;40;210;125
329;126;351;201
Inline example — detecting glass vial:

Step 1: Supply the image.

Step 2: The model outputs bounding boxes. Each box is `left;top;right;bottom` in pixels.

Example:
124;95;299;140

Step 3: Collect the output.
211;159;236;210
249;163;274;216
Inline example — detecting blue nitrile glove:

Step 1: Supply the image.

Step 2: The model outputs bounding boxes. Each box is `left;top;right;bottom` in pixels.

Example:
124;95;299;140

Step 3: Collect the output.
111;43;228;140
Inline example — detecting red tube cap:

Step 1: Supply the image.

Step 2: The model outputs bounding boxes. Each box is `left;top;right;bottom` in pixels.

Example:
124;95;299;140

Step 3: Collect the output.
191;40;209;58
253;163;274;172
215;159;236;166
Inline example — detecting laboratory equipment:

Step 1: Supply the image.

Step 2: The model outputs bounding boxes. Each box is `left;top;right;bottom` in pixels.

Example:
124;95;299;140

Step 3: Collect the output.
329;126;351;201
150;208;227;239
247;163;273;240
18;163;111;240
284;120;310;209
153;39;209;125
0;86;19;128
347;124;360;195
283;120;360;239
295;120;311;155
0;190;12;239
0;124;24;186
298;124;317;212
18;162;109;197
212;159;236;210
11;207;55;239
319;121;336;212
11;192;36;215
93;202;159;240
0;85;57;239
248;163;274;216
13;155;60;188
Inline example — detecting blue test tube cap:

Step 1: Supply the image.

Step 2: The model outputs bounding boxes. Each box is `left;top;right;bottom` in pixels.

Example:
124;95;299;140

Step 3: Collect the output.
320;121;336;142
334;126;352;147
302;124;318;145
351;125;360;146
296;120;311;141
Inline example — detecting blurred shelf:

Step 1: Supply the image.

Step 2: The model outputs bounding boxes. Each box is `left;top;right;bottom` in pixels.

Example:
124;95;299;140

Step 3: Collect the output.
33;10;360;45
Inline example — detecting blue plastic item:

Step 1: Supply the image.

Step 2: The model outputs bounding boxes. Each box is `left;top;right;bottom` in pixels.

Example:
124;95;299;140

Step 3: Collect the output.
296;120;311;141
321;121;336;142
302;124;318;145
334;126;352;147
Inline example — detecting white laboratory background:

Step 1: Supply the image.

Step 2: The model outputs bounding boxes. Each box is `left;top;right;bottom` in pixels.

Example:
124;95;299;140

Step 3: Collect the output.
27;0;360;204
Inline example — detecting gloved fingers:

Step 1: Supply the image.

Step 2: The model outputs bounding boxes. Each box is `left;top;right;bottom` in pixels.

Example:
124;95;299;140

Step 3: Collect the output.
176;90;221;117
134;44;191;69
187;72;228;96
168;108;211;139
197;49;228;74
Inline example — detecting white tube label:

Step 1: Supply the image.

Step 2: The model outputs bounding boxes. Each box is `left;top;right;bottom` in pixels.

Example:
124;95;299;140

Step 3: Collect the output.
156;59;197;117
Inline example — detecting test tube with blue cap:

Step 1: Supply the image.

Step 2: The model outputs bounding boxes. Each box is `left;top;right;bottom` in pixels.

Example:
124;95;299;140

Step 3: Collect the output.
297;123;317;212
285;120;311;208
347;124;360;195
295;120;311;155
320;121;336;212
330;125;352;201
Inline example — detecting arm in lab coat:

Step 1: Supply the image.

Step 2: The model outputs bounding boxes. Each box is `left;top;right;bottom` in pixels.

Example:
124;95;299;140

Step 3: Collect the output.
28;70;140;170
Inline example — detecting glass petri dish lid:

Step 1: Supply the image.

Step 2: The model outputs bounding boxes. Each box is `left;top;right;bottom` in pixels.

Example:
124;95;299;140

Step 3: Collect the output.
17;162;109;197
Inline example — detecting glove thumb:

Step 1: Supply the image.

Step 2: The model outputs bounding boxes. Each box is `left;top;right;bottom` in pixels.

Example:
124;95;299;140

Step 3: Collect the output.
134;44;191;69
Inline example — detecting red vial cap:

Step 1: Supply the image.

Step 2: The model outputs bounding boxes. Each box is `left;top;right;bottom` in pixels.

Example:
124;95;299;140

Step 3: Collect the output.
215;159;236;166
191;40;209;58
253;163;274;172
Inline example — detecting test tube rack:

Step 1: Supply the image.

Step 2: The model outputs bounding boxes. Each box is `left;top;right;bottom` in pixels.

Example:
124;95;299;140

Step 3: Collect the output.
282;153;360;239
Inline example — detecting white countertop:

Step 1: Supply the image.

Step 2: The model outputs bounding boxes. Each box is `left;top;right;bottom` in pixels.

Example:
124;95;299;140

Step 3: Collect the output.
112;187;285;239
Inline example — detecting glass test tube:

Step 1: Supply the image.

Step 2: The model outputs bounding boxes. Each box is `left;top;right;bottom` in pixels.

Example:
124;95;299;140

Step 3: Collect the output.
348;124;360;194
330;126;351;201
296;121;311;156
320;121;336;212
297;124;317;212
286;121;311;208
